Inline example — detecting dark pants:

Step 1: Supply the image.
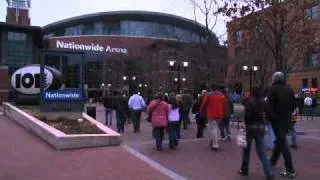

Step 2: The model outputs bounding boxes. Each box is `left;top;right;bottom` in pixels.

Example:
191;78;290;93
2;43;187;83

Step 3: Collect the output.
270;128;295;173
196;113;206;138
168;121;180;148
153;127;165;151
177;121;181;139
241;132;273;178
180;109;190;129
105;109;113;126
131;110;142;132
219;117;230;138
116;112;126;133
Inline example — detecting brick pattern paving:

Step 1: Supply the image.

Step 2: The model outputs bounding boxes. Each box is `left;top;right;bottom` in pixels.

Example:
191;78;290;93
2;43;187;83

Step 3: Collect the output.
95;104;320;180
0;114;170;180
1;103;320;180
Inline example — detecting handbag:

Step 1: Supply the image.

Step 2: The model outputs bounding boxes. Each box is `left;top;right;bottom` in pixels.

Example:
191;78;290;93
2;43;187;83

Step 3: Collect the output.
146;101;161;122
237;128;247;148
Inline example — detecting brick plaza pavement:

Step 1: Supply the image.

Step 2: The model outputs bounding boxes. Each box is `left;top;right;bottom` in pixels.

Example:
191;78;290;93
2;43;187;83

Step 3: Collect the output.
1;104;320;180
0;107;169;180
95;104;320;180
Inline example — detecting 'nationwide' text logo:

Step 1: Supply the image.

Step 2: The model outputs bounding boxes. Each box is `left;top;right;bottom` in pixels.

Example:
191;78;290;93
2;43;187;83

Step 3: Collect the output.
44;91;82;101
56;40;128;54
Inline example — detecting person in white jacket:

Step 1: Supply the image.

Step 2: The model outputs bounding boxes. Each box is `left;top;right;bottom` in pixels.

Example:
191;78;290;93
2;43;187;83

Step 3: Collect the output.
128;91;146;133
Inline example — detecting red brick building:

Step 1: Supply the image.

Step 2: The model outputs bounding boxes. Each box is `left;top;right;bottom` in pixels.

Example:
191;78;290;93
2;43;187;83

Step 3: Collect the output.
226;2;320;93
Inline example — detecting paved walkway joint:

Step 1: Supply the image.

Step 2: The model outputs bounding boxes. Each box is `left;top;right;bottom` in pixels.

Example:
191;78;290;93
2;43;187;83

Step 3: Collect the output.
123;144;186;180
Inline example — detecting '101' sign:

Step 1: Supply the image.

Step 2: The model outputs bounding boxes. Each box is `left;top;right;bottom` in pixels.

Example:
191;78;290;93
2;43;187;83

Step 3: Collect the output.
11;65;62;95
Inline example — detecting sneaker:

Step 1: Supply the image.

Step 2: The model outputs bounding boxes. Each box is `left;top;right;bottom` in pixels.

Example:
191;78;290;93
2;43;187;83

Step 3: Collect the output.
211;147;219;151
221;137;228;141
227;135;232;140
280;170;296;178
238;170;248;176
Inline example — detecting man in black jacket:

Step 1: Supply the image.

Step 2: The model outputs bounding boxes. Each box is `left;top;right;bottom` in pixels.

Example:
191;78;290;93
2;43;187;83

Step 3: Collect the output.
113;91;129;133
267;72;296;178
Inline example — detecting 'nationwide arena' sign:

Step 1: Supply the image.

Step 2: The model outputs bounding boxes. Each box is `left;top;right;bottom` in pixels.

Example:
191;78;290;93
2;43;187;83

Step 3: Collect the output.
56;40;128;54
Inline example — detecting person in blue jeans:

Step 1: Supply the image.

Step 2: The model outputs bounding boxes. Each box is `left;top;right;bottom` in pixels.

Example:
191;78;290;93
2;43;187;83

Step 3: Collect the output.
168;94;180;149
290;123;298;148
239;86;274;180
103;93;114;126
220;89;234;140
266;122;275;149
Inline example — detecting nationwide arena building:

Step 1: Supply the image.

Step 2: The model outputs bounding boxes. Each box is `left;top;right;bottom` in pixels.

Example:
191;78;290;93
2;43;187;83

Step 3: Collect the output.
0;0;227;102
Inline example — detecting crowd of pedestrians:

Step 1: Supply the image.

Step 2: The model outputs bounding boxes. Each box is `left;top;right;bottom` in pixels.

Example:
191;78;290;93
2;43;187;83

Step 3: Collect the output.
94;71;308;179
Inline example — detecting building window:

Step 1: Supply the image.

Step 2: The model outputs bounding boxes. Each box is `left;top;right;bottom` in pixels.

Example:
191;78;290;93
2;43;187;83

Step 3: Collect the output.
121;21;153;37
312;78;318;88
7;31;31;66
65;25;84;36
8;32;26;41
236;31;243;42
302;78;308;88
93;22;104;35
304;53;319;68
105;21;120;35
305;5;319;20
84;24;94;35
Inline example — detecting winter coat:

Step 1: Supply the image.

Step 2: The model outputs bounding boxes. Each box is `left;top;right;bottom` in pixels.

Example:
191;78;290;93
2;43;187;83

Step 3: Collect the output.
192;95;207;124
113;95;128;115
200;91;226;120
267;82;295;130
103;95;114;109
147;99;169;128
224;95;234;118
244;97;267;135
180;94;193;111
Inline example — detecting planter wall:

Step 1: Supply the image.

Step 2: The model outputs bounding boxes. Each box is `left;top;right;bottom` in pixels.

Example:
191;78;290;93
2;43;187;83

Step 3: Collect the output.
3;102;121;150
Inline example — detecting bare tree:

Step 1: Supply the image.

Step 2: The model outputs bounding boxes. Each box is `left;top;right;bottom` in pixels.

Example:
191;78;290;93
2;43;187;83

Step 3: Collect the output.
188;0;228;87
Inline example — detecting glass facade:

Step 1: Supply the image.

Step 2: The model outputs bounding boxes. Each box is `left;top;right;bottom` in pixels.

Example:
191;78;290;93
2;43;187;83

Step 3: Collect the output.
44;54;82;88
49;20;202;42
7;31;32;72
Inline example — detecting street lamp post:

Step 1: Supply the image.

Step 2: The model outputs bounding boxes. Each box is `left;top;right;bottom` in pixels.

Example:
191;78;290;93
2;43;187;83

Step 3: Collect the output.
243;65;259;94
169;61;188;93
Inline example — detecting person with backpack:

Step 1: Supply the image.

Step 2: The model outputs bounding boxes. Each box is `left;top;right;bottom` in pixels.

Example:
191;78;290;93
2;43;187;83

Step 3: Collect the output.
167;93;180;149
147;92;169;151
239;86;274;180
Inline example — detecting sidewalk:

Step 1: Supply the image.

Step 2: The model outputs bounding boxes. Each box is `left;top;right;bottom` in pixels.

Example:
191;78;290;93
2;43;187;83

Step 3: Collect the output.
95;106;320;180
2;104;320;180
0;114;169;180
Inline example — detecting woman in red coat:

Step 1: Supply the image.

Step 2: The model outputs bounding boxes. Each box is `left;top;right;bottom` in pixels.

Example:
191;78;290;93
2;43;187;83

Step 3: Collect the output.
147;92;169;151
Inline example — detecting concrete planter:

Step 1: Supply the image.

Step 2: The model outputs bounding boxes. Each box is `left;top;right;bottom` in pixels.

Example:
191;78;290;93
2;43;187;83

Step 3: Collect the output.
3;102;121;150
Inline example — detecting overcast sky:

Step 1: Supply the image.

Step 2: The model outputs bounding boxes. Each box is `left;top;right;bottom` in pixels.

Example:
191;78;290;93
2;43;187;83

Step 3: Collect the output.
0;0;228;42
